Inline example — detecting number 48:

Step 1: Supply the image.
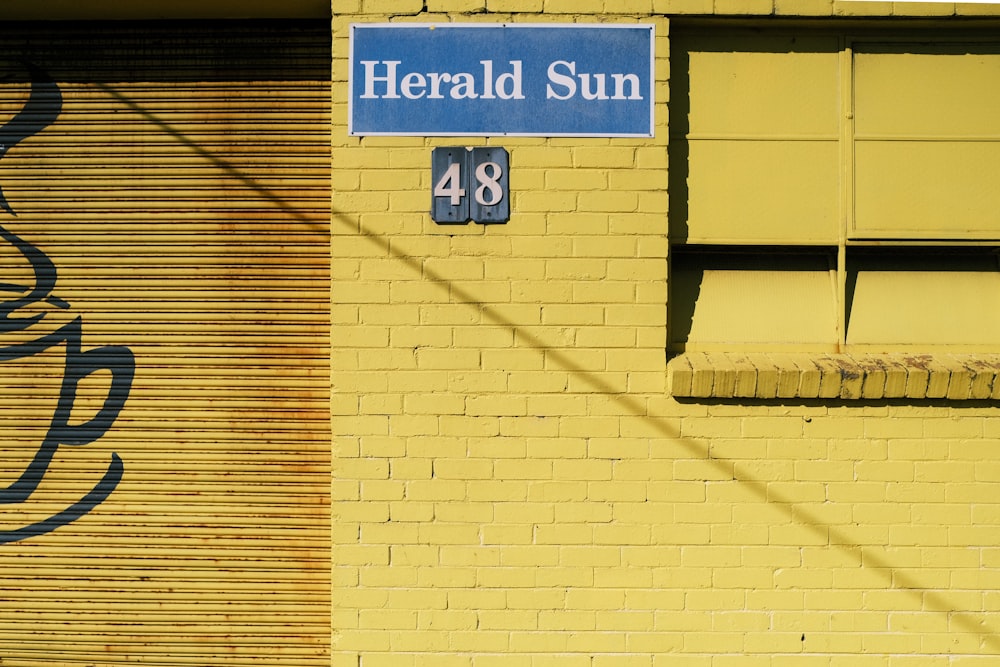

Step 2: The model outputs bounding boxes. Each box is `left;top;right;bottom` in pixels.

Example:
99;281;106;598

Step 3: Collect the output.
433;161;504;206
431;147;509;224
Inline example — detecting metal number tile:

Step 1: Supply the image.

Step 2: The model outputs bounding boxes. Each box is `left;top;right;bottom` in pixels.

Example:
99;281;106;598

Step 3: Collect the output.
431;146;471;224
470;147;509;224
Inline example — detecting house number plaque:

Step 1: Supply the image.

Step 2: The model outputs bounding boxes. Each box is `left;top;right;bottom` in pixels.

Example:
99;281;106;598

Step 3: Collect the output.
431;146;509;224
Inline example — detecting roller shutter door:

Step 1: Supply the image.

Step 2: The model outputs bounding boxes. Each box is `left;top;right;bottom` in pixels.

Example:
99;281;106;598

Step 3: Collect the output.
0;21;330;665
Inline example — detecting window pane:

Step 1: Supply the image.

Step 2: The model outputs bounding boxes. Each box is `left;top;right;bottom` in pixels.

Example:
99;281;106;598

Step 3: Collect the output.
684;140;840;244
853;43;1000;239
683;34;840;137
854;141;1000;238
671;31;840;245
854;44;1000;137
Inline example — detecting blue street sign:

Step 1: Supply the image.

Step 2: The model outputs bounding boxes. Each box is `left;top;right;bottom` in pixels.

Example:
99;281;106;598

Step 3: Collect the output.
349;23;655;137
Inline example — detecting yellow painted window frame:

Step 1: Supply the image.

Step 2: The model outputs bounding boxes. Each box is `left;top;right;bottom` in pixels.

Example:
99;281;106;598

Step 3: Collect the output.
669;26;1000;358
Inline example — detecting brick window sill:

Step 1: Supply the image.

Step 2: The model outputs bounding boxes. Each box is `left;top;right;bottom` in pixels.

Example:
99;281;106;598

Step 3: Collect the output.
667;352;1000;400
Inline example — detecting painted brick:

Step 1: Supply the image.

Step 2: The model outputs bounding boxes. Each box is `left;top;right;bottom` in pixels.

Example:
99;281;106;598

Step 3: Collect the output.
334;8;1000;667
542;0;606;10
653;0;714;11
427;0;487;10
774;0;834;14
670;352;1000;400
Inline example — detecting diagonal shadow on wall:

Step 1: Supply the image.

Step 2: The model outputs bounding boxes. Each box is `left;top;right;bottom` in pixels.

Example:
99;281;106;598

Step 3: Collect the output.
323;204;1000;653
112;68;1000;655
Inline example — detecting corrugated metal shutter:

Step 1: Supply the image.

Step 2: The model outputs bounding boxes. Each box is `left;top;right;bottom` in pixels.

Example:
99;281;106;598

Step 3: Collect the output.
0;21;330;665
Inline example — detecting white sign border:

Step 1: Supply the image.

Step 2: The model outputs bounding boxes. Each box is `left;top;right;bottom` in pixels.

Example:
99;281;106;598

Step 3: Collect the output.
348;22;657;138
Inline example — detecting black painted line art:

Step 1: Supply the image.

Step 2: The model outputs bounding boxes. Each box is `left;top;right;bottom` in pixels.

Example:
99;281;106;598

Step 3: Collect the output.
0;63;61;331
0;63;62;217
0;64;135;545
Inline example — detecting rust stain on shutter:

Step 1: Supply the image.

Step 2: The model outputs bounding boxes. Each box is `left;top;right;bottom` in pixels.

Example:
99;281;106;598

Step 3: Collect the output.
0;20;330;665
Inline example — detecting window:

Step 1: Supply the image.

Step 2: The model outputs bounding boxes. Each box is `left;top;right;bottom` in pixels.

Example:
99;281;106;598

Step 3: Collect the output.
669;25;1000;357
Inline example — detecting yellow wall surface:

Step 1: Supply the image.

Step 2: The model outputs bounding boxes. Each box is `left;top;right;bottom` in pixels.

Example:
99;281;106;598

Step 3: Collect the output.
333;2;1000;667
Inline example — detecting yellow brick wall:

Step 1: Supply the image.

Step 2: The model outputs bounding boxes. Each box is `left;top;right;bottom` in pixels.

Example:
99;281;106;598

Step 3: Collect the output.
333;4;1000;666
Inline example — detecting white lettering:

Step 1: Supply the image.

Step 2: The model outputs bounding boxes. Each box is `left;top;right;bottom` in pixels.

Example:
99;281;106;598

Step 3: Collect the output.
546;61;644;101
360;60;401;99
580;73;608;101
546;60;576;100
427;72;450;99
474;161;504;206
480;61;495;100
359;59;641;105
400;72;426;99
450;73;478;99
434;162;465;206
495;61;524;100
612;73;642;100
